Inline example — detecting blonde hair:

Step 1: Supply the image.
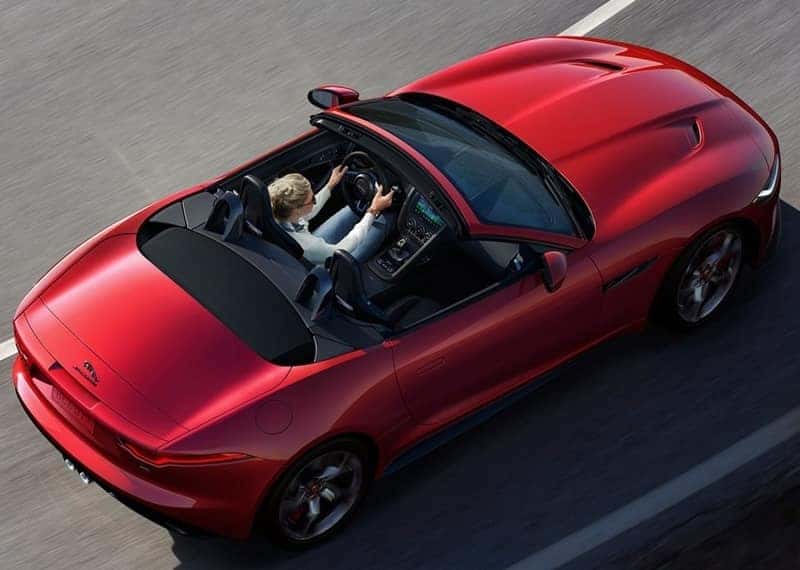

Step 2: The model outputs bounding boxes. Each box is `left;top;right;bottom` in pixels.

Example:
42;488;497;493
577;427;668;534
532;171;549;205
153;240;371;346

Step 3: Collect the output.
267;173;312;220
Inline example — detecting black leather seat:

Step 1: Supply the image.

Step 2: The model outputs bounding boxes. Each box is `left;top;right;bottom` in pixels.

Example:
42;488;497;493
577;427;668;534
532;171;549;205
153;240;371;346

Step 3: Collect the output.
328;250;441;328
239;174;309;264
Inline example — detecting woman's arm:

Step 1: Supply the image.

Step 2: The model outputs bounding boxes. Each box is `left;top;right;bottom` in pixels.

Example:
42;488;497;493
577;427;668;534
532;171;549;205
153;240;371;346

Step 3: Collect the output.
296;184;393;265
307;164;347;221
307;184;331;220
288;212;373;266
325;184;393;258
332;212;376;252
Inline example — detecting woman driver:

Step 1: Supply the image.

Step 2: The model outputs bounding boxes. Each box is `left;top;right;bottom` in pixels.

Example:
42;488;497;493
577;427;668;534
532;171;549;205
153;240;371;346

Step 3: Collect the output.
268;164;395;266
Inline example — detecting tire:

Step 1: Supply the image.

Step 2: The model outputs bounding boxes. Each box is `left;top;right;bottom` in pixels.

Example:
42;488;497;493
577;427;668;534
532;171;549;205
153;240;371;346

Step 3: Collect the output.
258;437;373;549
653;224;745;329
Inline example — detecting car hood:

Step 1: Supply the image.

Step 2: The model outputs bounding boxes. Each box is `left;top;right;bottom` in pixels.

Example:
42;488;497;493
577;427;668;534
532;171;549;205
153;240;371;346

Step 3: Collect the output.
391;36;764;242
35;233;290;436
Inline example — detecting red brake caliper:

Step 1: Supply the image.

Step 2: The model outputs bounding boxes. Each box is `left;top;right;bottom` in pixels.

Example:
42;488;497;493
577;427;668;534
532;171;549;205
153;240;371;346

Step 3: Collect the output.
289;502;307;524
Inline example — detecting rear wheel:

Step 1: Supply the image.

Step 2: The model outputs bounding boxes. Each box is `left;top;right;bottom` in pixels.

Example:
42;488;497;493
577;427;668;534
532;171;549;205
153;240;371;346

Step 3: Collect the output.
654;224;744;329
260;437;372;549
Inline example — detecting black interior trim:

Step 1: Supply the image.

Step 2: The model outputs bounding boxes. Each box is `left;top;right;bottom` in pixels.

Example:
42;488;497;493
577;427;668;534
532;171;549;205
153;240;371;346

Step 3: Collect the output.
371;239;543;335
183;191;217;228
148;202;187;227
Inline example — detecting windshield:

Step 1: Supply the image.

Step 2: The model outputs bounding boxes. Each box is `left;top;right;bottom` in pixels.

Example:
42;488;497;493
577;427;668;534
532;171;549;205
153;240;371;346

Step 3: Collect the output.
347;96;576;236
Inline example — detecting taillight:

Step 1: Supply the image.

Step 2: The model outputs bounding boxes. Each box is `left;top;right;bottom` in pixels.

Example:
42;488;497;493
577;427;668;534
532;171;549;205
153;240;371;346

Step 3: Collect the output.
119;439;252;468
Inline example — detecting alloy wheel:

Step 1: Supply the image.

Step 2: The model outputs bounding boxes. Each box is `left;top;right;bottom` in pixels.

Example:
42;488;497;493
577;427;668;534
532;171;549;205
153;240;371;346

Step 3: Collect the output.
277;450;364;542
675;229;742;324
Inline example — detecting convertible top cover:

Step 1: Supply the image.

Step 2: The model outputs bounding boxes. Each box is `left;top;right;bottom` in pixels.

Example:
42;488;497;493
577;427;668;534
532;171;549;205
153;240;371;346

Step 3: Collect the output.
140;226;314;365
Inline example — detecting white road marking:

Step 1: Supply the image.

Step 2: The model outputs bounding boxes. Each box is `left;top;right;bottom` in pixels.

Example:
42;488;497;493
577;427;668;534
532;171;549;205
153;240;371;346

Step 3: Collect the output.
90;128;156;200
0;338;17;363
559;0;640;37
508;404;800;569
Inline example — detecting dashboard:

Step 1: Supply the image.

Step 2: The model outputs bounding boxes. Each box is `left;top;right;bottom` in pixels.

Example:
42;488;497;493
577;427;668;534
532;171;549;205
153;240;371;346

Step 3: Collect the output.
407;195;446;242
370;188;449;281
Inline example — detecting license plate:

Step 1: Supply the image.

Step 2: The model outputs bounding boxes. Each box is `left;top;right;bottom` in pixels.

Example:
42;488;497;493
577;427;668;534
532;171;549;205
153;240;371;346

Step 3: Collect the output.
52;387;95;435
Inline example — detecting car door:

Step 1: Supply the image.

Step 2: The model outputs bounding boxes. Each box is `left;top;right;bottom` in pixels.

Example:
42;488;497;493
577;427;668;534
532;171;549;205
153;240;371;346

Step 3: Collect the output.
390;245;604;426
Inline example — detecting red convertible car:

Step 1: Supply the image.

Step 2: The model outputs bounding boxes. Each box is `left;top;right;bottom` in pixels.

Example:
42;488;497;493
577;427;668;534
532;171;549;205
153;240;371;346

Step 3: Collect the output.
12;36;780;548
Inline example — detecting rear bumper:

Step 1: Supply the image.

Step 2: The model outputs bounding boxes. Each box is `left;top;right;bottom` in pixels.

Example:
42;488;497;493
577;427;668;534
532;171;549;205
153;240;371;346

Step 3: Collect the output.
12;355;261;540
13;375;207;536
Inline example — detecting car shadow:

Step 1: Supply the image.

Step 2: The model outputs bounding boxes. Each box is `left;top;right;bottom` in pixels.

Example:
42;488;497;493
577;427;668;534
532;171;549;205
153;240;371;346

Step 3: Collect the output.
169;200;797;569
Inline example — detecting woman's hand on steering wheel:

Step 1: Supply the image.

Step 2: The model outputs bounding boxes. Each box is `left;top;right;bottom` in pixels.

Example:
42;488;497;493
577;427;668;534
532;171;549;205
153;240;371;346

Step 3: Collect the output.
368;183;394;215
326;164;348;190
340;150;388;215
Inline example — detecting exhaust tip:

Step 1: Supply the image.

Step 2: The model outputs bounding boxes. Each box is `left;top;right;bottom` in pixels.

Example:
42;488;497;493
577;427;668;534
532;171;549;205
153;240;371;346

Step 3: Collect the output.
78;471;91;485
64;458;75;472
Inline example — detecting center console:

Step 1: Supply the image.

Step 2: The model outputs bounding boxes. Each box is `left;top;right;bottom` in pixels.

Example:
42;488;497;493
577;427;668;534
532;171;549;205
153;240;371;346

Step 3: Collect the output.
369;188;447;280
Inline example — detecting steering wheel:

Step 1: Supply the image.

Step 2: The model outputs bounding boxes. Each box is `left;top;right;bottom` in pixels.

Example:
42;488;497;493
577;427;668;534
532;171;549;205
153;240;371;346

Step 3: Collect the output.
340;151;388;215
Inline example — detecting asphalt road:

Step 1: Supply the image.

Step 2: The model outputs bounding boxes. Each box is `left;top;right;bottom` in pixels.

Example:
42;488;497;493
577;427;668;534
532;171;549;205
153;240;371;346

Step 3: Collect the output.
1;1;798;568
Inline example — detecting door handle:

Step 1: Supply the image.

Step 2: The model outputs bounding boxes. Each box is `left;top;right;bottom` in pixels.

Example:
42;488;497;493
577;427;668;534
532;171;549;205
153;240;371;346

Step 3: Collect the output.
415;358;445;375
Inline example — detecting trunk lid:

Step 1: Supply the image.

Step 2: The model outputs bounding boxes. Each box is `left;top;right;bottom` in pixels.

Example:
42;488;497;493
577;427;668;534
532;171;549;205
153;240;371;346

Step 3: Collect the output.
37;233;290;435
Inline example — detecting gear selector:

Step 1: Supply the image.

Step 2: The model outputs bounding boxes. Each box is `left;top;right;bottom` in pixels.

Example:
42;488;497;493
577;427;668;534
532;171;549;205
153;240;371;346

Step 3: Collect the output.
388;238;410;262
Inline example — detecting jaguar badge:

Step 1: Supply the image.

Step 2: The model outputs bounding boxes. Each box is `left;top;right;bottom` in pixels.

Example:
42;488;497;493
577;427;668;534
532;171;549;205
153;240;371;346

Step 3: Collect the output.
74;361;99;386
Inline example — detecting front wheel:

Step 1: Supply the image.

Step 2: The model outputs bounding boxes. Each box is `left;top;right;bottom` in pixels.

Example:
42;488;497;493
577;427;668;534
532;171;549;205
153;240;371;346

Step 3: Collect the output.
654;225;744;329
260;437;372;549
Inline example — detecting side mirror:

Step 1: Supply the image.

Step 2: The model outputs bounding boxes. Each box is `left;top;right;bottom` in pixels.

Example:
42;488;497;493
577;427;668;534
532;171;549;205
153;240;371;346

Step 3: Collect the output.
542;251;567;293
307;85;360;109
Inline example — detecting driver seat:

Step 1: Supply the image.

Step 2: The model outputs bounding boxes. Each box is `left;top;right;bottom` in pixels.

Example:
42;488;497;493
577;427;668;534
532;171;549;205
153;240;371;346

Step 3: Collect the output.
239;174;310;266
328;250;441;328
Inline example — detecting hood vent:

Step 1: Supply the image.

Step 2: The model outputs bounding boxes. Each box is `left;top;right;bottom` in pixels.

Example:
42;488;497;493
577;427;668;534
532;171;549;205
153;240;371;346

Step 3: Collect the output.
568;59;625;72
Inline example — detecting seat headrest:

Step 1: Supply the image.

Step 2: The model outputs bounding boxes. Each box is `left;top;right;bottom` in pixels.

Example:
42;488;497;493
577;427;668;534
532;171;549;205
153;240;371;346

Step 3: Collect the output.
239;174;306;260
239;175;271;235
329;250;389;324
203;191;244;242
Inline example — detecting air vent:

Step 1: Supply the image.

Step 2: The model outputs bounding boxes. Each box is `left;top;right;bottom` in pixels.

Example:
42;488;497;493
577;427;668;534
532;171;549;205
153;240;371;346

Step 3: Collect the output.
569;59;625;72
688;118;702;148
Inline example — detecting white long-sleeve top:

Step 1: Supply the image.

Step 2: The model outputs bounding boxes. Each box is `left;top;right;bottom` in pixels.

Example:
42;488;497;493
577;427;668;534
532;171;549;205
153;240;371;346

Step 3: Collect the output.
278;184;375;266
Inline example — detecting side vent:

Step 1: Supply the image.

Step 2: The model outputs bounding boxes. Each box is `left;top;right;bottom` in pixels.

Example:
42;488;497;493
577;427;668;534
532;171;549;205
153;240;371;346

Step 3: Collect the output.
688;118;703;148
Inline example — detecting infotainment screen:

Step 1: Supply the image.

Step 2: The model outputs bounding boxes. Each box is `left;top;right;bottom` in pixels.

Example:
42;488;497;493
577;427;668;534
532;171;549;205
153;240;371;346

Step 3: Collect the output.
414;196;444;227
